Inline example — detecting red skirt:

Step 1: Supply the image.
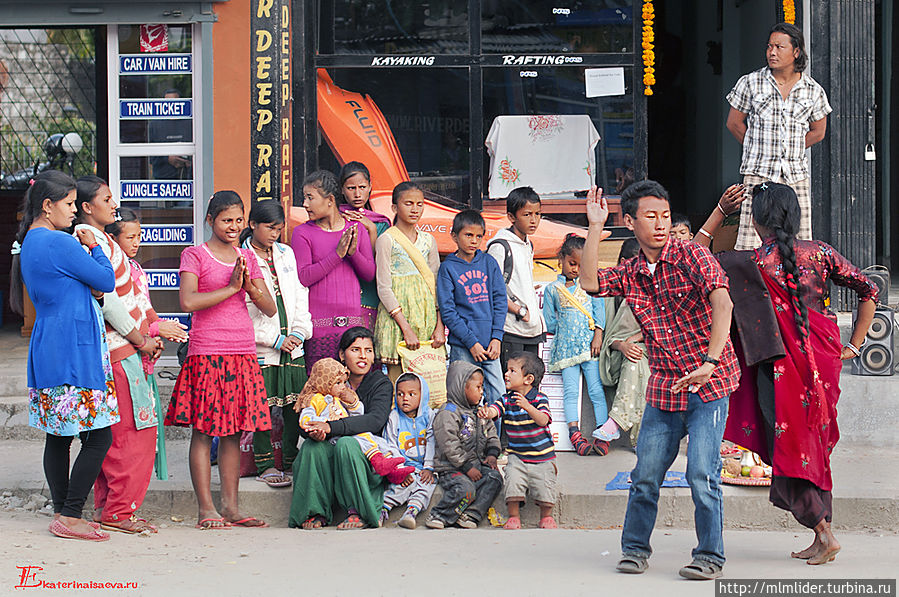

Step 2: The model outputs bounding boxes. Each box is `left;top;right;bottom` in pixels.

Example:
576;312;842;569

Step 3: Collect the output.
165;354;272;437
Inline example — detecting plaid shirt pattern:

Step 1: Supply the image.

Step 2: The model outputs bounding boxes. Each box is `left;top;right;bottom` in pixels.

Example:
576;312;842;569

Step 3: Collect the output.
727;67;832;184
591;239;740;411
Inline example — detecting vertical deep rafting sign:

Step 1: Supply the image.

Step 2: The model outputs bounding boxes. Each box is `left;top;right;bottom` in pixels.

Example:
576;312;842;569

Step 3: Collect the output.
251;0;291;205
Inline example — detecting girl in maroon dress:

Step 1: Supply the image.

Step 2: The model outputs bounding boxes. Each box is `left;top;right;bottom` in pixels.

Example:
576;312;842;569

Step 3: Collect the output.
720;183;877;565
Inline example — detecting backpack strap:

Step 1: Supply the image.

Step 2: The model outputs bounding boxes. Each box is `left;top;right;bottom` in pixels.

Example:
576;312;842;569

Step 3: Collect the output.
486;238;513;284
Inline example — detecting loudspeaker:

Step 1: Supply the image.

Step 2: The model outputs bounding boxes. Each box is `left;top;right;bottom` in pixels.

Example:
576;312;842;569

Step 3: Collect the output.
851;307;895;376
862;265;890;306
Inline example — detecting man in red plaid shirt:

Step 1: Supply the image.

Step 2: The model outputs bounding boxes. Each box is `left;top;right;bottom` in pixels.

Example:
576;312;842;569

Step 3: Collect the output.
581;180;739;580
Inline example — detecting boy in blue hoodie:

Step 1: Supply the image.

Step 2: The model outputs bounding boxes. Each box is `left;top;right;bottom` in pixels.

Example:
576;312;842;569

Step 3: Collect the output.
437;209;508;409
379;373;438;529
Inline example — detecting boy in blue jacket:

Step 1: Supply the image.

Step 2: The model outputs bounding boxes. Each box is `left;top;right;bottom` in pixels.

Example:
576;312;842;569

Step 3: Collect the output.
379;373;438;529
437;209;507;409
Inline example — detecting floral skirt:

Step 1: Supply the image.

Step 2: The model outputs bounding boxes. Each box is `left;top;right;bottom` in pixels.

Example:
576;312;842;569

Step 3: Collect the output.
28;303;119;436
165;354;271;437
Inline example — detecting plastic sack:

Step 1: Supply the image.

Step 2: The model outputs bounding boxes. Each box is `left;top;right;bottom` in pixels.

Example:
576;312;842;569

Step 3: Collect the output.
396;341;447;408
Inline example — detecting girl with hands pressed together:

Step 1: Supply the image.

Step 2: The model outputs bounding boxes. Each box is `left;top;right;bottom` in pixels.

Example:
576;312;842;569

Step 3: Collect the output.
292;170;376;371
165;191;274;530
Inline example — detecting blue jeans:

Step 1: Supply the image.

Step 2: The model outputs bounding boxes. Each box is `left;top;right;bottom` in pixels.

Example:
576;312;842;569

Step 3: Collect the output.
560;360;607;425
620;393;728;566
449;344;505;408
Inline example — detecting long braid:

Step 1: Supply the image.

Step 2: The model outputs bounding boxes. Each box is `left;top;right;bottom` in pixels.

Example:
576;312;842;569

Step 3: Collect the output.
774;228;809;346
751;182;809;347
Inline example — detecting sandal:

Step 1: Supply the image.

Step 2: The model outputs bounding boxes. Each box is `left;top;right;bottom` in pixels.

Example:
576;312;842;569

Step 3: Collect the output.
301;515;327;530
49;519;110;542
228;516;268;528
592;438;610;456
569;430;594;456
538;516;557;529
255;471;292;488
678;558;723;580
336;513;369;530
101;515;158;534
196;517;231;530
616;555;649;574
502;516;522;530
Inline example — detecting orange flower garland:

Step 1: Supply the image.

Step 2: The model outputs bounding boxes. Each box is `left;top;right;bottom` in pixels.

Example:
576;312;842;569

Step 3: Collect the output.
641;1;655;96
783;0;796;24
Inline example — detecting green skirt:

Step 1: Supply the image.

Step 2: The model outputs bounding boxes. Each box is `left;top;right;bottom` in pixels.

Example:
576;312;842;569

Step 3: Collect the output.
288;437;386;528
150;373;168;481
260;356;307;407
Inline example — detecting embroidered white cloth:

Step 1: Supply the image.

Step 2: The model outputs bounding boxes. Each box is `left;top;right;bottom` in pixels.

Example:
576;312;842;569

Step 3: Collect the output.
485;115;600;199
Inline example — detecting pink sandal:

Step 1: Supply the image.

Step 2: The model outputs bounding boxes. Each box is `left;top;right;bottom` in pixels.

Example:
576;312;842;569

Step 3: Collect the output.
49;518;110;542
503;516;522;530
539;516;558;529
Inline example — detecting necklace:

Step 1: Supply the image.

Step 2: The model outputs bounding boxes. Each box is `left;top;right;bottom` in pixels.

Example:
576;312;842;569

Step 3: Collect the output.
317;215;344;232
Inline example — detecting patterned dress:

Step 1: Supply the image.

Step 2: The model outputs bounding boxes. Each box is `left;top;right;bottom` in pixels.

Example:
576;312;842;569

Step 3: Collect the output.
373;230;442;365
29;300;119;435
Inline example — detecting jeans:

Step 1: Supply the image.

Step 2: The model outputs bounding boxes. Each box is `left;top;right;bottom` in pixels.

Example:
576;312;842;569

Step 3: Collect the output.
560;360;607;425
449;344;505;408
620;393;728;566
430;465;503;523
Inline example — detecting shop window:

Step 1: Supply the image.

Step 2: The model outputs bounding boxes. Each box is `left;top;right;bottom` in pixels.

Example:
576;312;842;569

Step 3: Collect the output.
318;67;471;206
482;0;634;54
0;28;99;190
483;65;634;193
321;0;470;55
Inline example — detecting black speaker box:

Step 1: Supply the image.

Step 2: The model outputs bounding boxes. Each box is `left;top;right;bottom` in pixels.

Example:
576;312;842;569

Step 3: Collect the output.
850;307;895;376
862;265;890;306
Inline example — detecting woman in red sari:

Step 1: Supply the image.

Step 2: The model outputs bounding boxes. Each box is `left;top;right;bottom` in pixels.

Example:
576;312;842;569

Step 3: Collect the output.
697;182;877;565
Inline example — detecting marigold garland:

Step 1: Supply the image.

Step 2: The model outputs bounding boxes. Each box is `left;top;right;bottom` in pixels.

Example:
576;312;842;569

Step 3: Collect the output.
783;0;796;24
641;1;655;96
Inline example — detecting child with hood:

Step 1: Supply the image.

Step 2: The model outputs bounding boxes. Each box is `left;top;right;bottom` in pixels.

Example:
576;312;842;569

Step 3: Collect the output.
379;373;438;529
426;361;503;529
296;358;413;484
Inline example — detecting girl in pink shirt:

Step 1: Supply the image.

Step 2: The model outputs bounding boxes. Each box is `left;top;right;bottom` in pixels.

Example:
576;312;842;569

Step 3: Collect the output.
164;191;277;530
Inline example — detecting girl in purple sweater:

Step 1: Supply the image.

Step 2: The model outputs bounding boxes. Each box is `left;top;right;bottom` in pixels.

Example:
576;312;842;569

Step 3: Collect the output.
292;170;376;371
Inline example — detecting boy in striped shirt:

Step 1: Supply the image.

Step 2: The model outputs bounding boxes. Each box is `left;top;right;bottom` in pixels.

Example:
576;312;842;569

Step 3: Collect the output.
479;351;557;529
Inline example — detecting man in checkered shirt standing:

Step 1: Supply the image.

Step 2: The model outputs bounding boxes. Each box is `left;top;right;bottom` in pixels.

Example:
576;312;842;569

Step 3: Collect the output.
726;22;832;250
581;180;739;580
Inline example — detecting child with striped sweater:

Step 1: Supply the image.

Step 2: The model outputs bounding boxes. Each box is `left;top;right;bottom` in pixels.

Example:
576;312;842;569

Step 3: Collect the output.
479;351;557;530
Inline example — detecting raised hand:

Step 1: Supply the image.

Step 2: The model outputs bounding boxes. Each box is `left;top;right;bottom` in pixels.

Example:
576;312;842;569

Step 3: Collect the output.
585;186;608;226
228;257;246;291
718;184;745;216
335;226;353;258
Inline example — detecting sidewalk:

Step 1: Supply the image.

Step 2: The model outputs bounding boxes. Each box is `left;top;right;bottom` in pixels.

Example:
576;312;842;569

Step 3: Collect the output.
1;437;896;532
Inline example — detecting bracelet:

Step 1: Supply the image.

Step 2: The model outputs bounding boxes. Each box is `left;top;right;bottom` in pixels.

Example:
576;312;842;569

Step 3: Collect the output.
843;342;861;357
716;202;729;217
88;243;99;251
389;306;402;317
136;335;149;350
698;228;714;240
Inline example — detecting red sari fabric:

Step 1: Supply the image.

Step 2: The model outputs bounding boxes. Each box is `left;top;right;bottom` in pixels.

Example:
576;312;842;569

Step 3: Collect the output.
724;270;842;491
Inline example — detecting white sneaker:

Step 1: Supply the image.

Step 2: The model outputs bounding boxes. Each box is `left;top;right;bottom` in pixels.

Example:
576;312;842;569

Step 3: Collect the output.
398;511;417;529
425;516;446;529
455;515;477;529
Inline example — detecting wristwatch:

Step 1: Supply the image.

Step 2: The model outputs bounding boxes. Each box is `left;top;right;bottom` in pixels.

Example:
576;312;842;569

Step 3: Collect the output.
701;354;720;367
517;305;528;320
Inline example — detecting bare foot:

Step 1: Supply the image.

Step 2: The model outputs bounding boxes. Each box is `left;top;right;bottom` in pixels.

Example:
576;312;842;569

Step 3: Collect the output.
807;521;841;565
791;534;821;559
